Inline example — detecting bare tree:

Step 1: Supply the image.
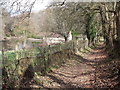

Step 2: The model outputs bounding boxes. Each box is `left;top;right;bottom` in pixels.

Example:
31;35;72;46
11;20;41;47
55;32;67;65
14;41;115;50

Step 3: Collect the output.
0;0;37;16
33;2;89;42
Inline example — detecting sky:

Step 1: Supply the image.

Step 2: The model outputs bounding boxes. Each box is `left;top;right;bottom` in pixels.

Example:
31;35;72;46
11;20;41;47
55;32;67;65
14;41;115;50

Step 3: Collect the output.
32;0;51;12
6;0;52;15
4;0;118;15
32;0;118;12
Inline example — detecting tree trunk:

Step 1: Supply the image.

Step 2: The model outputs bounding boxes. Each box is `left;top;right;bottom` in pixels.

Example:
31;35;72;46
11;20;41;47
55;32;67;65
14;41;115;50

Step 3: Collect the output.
64;36;68;42
99;5;114;49
99;10;107;46
114;2;120;55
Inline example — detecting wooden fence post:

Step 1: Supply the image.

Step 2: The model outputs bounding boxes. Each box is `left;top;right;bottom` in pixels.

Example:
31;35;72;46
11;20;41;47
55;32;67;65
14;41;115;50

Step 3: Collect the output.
73;41;75;54
43;47;47;74
47;45;50;68
59;43;61;51
2;40;5;67
15;42;19;60
72;41;75;53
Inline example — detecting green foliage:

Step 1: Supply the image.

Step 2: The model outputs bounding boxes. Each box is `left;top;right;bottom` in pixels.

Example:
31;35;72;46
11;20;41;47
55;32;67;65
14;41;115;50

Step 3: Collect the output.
5;52;16;62
72;31;79;36
13;26;24;36
89;24;97;40
71;31;80;40
50;65;59;69
44;65;59;74
86;13;97;42
28;34;41;39
13;24;39;38
0;52;16;66
32;42;42;45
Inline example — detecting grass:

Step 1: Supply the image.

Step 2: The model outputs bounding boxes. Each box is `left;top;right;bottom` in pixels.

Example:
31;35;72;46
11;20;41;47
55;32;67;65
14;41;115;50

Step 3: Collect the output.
45;65;60;74
28;34;42;39
0;51;16;61
0;51;16;67
5;52;16;61
72;31;80;40
0;49;39;67
80;47;91;53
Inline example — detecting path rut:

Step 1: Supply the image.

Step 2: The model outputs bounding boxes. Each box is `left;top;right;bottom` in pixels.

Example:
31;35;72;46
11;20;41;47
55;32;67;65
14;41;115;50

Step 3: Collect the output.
30;44;111;89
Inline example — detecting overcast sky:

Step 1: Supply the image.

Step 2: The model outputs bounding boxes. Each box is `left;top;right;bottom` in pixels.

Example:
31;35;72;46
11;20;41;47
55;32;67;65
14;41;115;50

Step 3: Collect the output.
32;0;118;12
32;0;50;12
5;0;118;15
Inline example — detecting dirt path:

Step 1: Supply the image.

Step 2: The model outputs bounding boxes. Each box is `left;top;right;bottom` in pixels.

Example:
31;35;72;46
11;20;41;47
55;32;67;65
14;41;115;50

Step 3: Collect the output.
31;44;119;88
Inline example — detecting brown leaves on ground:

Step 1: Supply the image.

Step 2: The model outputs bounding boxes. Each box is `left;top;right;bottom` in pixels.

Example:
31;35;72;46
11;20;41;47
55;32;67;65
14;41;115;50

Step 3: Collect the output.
31;44;120;89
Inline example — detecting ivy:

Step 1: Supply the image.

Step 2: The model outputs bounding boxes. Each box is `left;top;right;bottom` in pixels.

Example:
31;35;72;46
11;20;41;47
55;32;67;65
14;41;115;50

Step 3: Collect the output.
86;13;97;43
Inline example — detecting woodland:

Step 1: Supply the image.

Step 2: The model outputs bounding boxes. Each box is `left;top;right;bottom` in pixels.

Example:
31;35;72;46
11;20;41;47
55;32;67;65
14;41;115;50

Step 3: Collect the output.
0;0;120;89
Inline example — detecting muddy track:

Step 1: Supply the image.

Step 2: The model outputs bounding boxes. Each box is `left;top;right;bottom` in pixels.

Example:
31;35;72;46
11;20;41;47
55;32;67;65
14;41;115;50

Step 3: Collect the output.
31;44;119;89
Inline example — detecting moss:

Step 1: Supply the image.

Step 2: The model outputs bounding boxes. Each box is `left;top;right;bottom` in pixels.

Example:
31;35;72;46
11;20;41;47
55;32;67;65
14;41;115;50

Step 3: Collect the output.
5;52;16;62
86;13;97;44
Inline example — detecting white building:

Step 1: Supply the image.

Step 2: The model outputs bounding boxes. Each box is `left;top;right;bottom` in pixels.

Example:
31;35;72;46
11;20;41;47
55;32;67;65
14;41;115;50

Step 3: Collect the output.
67;31;72;41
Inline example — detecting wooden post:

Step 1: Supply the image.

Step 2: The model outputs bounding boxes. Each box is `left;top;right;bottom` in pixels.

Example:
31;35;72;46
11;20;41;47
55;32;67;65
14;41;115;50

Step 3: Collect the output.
73;40;78;54
1;40;5;67
59;43;61;51
47;45;50;67
43;48;47;74
72;41;75;54
15;42;19;60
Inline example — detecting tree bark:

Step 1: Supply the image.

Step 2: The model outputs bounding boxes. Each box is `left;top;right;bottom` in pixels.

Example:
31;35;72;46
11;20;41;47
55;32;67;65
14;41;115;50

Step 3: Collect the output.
99;4;114;49
114;2;120;55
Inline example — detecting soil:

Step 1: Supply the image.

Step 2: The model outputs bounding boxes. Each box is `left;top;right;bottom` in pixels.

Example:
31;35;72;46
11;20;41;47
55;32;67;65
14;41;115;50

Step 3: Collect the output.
30;44;120;89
